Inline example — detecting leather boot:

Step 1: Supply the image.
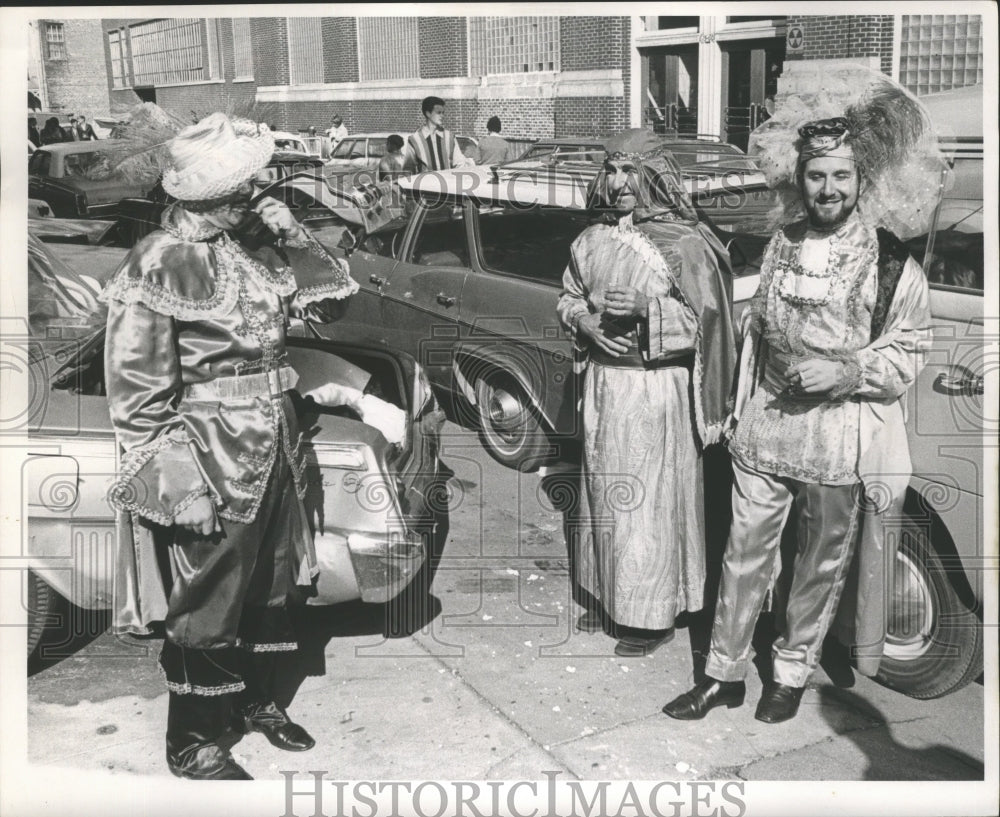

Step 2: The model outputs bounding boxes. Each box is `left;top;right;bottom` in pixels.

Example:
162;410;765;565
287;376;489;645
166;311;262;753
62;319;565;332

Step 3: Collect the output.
233;650;315;752
166;692;253;780
661;678;746;720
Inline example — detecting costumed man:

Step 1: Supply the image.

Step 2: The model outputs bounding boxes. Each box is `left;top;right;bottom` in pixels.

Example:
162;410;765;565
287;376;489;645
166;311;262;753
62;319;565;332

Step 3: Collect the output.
102;112;360;779
557;130;738;657
663;71;940;724
402;95;473;174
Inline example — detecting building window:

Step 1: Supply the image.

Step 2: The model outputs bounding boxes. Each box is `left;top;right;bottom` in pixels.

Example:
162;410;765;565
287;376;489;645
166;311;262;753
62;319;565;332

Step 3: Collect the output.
357;17;419;81
469;16;560;75
129;18;209;85
108;29;129;88
288;17;324;85
900;14;983;95
233;18;253;79
45;22;66;60
205;19;222;80
726;17;786;24
654;18;700;31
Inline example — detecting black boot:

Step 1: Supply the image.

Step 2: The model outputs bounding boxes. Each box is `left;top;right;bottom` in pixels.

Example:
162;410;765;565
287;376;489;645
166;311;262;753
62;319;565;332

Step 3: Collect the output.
661;678;746;720
233;650;315;752
166;692;253;780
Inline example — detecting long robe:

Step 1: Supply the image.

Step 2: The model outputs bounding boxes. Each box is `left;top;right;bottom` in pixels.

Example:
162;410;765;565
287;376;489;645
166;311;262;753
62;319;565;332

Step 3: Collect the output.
557;215;728;628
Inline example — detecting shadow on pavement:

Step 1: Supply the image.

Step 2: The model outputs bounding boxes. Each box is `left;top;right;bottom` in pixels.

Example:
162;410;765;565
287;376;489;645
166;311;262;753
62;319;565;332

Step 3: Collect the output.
818;686;985;780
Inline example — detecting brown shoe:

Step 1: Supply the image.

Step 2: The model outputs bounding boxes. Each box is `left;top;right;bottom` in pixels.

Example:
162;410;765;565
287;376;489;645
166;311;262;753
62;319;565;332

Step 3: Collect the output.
614;628;673;657
662;678;746;720
575;609;603;633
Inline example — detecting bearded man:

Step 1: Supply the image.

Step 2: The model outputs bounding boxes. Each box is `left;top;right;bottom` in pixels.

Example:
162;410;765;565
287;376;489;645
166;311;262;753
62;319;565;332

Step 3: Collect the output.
663;91;936;724
557;130;737;657
103;113;358;778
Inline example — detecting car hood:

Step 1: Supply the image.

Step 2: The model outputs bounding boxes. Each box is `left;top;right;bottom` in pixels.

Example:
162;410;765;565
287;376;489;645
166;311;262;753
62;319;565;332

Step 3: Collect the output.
28;216;117;244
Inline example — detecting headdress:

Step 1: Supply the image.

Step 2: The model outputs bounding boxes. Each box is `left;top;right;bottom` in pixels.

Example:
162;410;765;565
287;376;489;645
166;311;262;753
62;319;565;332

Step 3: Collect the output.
587;128;699;224
108;104;274;203
749;66;948;238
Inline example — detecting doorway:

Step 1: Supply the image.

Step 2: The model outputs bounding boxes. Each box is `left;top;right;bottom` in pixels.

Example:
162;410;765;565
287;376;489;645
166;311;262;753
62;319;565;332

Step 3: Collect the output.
642;45;699;136
721;39;784;150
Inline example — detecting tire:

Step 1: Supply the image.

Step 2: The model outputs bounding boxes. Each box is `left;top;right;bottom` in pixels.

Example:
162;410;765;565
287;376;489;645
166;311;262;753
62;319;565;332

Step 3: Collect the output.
26;570;64;657
875;520;983;699
474;370;552;472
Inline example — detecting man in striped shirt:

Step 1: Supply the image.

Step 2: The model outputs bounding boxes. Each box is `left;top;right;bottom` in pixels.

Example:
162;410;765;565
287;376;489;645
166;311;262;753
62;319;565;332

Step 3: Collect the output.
403;95;473;174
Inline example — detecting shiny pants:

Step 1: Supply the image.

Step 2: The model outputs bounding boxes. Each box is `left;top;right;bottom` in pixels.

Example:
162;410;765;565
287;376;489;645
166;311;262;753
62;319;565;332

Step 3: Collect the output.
160;451;301;696
706;459;862;687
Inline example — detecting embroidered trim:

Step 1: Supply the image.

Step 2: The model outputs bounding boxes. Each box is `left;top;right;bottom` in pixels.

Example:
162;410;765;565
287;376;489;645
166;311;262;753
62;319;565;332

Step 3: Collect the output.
243;642;299;653
108;433;208;525
161;203;224;242
224;235;298;296
165;680;247;696
828;354;865;401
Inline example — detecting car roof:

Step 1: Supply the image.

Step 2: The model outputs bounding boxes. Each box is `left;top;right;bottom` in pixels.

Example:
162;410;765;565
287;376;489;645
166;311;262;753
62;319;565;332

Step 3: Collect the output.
397;163;767;210
33;140;126;155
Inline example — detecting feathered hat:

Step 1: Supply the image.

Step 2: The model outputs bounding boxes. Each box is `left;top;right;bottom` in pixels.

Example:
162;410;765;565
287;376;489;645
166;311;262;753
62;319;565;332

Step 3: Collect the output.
748;65;948;238
109;104;274;202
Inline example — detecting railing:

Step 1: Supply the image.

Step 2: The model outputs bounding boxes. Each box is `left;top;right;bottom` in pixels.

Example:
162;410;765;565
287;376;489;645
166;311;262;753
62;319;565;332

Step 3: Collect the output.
723;104;771;151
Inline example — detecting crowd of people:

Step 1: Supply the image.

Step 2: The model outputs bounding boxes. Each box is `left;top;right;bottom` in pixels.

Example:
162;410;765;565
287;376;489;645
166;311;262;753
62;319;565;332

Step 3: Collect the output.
95;68;940;779
29;113;100;147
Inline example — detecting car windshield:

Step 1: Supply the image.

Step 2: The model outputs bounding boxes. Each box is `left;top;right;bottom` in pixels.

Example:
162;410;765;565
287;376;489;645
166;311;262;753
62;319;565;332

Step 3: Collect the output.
64;151;116;180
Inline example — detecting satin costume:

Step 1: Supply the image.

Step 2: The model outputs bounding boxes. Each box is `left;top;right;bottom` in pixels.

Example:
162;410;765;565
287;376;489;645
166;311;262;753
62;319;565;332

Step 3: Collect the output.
707;212;931;685
102;204;358;693
558;213;737;630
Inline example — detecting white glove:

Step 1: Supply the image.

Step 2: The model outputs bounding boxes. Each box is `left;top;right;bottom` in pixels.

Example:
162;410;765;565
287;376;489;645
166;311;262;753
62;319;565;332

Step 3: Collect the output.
357;394;406;445
304;383;363;409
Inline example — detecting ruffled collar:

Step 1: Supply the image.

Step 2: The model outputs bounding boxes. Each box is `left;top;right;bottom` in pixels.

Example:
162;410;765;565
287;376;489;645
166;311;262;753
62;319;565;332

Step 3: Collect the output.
161;204;224;242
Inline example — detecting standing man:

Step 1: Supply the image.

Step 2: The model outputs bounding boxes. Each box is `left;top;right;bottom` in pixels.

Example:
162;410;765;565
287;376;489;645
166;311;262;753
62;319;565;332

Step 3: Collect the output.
103;113;359;779
663;82;936;724
558;130;737;657
76;114;99;140
378;134;406;181
476;116;514;166
28;117;40;148
402;96;473;173
326;113;348;155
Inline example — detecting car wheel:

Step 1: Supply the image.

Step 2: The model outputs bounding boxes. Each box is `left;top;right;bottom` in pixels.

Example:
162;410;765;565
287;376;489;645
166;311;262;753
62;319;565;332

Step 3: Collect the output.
474;371;551;472
27;570;64;656
875;520;983;699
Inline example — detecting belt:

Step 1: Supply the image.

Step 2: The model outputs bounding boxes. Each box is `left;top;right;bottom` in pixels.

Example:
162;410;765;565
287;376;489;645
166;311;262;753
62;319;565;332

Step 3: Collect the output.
590;346;692;370
763;351;830;404
182;366;299;401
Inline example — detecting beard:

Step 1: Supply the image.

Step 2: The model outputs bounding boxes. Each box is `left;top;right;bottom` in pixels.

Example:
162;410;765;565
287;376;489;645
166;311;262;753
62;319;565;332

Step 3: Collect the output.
804;193;859;229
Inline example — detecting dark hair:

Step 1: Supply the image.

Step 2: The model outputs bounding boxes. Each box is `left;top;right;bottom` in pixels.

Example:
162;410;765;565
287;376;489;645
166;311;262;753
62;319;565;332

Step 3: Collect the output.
387;134;404;151
487;116;501;133
422;96;445;115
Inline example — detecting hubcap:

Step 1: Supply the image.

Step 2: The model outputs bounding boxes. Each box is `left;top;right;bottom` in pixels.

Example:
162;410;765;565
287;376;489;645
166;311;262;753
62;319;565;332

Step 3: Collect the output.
884;546;936;660
487;387;524;445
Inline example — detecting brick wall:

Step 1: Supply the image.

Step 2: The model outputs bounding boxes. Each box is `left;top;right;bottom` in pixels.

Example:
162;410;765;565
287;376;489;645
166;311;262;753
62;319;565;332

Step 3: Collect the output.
785;15;894;74
323;17;358;83
419;17;468;78
560;16;627;72
252;17;289;86
42;19;111;114
554;96;627;138
470;100;556;140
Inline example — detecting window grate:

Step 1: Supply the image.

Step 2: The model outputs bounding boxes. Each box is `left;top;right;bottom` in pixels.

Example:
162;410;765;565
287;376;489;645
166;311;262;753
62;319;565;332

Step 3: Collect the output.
108;29;128;87
469;16;560;76
129;18;206;86
233;18;253;79
899;14;982;95
288;17;324;85
357;17;419;81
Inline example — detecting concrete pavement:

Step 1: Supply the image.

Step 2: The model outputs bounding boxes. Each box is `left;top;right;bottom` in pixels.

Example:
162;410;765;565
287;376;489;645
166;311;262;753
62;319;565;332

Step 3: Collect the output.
27;422;986;784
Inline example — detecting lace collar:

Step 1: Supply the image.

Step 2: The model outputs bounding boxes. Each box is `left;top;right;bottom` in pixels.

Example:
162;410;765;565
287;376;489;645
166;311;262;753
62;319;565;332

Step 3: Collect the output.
161;203;224;242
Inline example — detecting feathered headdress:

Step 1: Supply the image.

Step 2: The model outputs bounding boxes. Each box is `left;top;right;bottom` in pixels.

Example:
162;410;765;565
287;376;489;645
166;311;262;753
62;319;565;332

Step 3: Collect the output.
104;102;191;185
749;66;949;239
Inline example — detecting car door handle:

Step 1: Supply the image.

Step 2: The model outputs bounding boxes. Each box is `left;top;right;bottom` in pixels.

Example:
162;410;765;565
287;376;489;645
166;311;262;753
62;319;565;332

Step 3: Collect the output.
933;372;984;396
436;293;456;308
369;274;387;287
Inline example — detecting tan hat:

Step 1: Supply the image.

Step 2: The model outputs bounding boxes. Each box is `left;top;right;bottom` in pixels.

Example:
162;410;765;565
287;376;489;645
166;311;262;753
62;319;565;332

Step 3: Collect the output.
162;113;274;201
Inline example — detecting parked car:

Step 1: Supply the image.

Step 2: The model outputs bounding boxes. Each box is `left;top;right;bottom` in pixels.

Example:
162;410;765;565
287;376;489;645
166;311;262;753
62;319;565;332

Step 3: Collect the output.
270;130;312;156
324;132;486;182
24;231;445;655
509;136;777;233
28;140;150;219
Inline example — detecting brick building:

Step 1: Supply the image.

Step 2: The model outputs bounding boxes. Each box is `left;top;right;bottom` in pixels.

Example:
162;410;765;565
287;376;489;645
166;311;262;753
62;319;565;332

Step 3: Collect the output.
29;14;981;146
28;19;110;116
